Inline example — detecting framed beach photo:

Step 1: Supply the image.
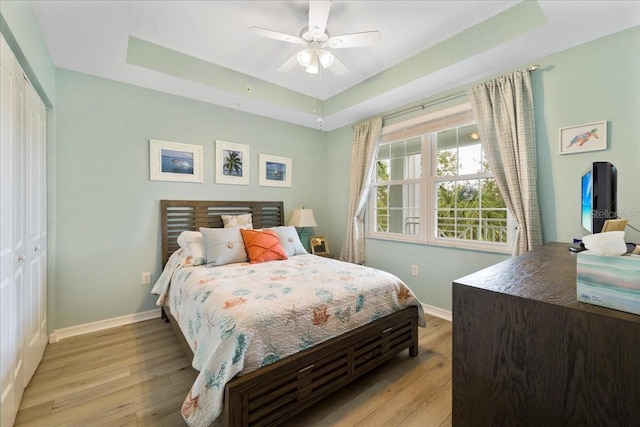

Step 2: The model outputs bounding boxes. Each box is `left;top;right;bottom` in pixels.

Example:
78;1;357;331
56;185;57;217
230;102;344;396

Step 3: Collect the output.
216;140;250;185
259;154;292;187
310;236;329;255
149;139;203;183
559;121;607;154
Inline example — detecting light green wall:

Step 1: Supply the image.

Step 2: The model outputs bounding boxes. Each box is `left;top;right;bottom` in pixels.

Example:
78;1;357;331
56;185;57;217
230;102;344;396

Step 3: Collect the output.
326;26;640;311
54;69;327;328
0;1;55;105
533;26;640;244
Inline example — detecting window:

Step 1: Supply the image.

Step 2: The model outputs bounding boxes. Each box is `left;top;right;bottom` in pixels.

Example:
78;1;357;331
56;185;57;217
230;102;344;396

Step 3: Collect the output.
370;104;513;252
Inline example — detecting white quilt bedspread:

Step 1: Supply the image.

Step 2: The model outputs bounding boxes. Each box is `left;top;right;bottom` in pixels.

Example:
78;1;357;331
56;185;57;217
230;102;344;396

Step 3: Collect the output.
152;251;425;427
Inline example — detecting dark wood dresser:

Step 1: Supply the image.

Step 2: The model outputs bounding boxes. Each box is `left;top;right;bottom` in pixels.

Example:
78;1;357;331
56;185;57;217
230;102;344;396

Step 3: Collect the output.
452;242;640;426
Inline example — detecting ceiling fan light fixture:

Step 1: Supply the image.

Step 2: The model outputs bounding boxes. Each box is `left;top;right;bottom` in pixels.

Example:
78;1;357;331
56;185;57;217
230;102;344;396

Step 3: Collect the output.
296;48;313;67
317;49;334;68
305;54;319;74
251;0;382;76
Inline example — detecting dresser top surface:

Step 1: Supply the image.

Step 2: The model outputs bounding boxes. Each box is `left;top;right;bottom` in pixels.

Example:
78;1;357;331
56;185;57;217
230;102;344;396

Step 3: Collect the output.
453;242;640;323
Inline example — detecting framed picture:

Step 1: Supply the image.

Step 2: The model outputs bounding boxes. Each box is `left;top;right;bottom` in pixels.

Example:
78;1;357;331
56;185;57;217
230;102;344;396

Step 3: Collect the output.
310;236;329;255
216;140;249;185
149;139;203;183
559;121;607;154
259;154;292;187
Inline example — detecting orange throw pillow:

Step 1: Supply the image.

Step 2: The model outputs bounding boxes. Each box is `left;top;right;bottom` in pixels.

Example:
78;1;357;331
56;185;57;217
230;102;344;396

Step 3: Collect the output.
240;229;288;264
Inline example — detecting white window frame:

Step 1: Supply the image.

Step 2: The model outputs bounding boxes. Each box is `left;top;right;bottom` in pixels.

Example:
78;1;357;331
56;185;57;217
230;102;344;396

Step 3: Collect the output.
368;104;514;254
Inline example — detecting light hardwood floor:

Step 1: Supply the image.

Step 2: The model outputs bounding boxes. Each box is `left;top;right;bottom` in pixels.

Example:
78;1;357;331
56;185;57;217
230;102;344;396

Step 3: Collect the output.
15;314;452;427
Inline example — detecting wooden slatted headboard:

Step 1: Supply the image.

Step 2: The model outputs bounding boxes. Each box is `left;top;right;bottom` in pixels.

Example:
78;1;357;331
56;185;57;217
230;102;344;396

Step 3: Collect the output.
160;200;284;265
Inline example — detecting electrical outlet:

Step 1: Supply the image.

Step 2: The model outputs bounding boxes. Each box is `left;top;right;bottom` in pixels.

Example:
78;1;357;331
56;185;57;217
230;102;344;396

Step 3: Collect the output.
411;265;419;276
141;272;151;285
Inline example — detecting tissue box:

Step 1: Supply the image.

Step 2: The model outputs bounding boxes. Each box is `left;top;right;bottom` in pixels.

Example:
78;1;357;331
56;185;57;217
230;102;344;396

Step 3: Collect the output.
577;251;640;315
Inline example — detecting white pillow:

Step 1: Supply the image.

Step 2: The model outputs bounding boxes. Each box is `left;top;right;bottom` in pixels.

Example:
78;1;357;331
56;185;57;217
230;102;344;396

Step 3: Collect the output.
200;227;248;266
221;214;253;229
176;231;205;266
268;226;308;256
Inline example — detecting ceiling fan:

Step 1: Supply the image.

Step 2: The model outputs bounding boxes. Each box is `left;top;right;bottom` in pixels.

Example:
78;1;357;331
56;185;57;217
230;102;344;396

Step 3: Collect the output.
249;0;381;76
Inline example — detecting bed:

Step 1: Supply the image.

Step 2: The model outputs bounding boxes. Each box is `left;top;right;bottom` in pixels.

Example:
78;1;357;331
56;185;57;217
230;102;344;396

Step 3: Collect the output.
153;200;426;426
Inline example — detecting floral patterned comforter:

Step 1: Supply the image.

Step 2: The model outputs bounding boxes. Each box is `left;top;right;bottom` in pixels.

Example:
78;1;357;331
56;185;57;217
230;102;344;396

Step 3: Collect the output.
151;250;425;427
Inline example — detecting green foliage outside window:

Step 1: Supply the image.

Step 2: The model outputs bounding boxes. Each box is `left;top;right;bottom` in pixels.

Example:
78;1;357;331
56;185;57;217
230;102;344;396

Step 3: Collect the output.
375;139;508;243
376;161;390;232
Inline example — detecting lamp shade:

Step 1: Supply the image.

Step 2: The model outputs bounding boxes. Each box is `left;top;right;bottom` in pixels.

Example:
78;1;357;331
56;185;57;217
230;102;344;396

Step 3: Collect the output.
288;208;318;228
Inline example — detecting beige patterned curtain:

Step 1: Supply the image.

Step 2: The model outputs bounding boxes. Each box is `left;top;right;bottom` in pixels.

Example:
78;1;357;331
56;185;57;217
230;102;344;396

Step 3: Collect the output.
339;117;383;264
467;70;542;255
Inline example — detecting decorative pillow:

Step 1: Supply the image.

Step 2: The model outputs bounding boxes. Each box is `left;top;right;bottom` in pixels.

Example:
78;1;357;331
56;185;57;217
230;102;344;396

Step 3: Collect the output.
176;231;206;266
199;227;248;267
221;214;253;229
240;229;288;264
268;226;308;256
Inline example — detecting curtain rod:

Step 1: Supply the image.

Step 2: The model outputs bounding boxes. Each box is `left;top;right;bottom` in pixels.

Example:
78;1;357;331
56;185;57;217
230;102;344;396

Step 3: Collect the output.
379;64;541;123
382;92;467;122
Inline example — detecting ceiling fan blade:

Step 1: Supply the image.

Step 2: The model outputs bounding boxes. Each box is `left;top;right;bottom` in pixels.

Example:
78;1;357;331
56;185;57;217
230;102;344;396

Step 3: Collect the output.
277;53;299;72
328;31;381;49
249;26;303;45
309;1;331;38
328;55;348;76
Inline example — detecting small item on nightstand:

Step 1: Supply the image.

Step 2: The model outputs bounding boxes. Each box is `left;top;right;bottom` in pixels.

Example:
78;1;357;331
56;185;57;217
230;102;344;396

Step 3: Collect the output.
569;242;585;253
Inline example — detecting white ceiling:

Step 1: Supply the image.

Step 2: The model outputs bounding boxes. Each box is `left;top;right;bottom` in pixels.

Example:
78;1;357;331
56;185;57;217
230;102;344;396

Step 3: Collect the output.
30;0;640;131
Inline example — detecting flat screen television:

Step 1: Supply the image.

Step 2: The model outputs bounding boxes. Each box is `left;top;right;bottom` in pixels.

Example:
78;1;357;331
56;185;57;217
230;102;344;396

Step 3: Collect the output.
581;162;617;234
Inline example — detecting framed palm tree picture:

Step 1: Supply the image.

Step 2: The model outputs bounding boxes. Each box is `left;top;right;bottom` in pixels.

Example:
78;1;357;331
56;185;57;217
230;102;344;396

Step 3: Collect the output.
215;140;250;185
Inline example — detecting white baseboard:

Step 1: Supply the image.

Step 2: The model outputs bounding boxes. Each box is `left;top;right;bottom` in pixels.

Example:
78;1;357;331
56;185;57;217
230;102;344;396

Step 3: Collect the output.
422;303;452;322
49;309;161;343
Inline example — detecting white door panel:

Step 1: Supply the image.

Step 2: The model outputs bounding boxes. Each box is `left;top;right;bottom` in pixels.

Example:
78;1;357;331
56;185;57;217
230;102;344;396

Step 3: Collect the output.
1;34;25;427
1;33;47;425
23;81;47;385
0;38;17;427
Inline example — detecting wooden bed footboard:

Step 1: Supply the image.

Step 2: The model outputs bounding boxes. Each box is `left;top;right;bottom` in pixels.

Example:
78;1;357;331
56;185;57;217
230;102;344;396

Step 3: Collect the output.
162;305;418;426
225;305;419;426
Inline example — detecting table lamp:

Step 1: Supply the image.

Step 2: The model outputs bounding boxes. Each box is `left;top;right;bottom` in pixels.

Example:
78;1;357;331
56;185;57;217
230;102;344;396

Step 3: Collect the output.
288;208;318;252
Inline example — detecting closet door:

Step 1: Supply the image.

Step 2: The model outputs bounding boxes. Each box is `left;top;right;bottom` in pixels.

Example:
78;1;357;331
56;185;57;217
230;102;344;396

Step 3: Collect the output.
1;33;26;427
23;80;47;384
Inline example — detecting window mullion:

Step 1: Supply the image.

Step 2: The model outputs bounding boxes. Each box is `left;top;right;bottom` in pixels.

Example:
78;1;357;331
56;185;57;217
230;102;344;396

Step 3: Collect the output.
432;171;493;183
425;134;435;243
